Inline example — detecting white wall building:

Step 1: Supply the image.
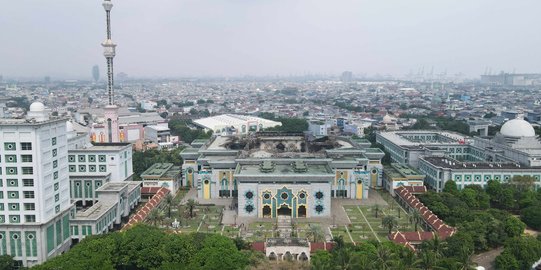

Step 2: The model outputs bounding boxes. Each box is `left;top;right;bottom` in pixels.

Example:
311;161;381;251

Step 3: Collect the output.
193;114;282;135
0;102;74;267
140;100;157;111
144;125;171;144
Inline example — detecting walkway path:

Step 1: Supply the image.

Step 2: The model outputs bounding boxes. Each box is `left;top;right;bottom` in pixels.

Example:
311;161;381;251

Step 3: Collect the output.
472;247;503;270
196;214;207;232
344;225;355;244
357;205;380;242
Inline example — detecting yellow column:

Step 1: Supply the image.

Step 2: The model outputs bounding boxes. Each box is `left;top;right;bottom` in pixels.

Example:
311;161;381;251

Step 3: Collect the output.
203;181;210;199
356;184;363;199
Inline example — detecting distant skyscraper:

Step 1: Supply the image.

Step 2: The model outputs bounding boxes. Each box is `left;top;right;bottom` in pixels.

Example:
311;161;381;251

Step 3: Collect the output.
101;0;120;143
92;65;100;82
341;71;353;82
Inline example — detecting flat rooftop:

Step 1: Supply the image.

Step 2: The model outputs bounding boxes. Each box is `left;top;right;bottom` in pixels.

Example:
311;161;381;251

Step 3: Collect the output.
74;200;116;221
141;163;179;179
266;238;309;247
386;163;425;178
146;125;170;131
0;117;68;126
378;130;468;147
236;160;333;176
70;143;131;152
423;156;541;170
181;147;200;153
96;181;141;192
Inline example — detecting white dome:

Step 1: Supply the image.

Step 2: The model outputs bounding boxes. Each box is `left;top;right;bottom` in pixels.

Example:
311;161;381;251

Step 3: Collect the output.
500;119;536;137
383;114;393;124
29;102;45;112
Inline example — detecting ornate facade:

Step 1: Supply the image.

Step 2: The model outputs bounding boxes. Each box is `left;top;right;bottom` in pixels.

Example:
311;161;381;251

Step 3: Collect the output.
181;132;384;218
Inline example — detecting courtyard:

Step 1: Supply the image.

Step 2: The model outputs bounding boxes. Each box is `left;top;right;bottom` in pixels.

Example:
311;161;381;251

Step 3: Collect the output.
147;187;424;245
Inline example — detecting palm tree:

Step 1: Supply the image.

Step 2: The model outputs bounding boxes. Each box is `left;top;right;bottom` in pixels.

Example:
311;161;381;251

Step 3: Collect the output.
418;250;445;270
421;235;447;260
456;245;476;270
373;204;381;218
147;208;165;226
306;224;324;242
163;193;174;218
382;215;399;234
409;208;423;231
146;208;159;226
186;199;198;218
335;246;360;270
375;245;397;270
396;249;421;270
332;235;345;250
418;250;436;270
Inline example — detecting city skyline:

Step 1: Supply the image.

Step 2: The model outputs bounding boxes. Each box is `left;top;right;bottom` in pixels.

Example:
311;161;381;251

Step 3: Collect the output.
1;0;541;79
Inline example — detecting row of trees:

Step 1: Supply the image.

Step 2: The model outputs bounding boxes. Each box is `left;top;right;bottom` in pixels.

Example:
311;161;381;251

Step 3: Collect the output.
418;179;541;269
132;148;184;180
168;118;212;143
33;225;257;270
311;235;477;270
440;178;541;230
419;181;528;252
258;112;309;133
406;117;471;135
495;235;541;270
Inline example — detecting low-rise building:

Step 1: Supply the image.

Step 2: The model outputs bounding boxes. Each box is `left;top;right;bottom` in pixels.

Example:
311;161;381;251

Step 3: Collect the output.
70;182;141;242
383;163;425;196
141;163;181;193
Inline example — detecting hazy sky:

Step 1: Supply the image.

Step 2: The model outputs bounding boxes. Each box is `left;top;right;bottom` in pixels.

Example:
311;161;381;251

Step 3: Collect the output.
1;0;540;79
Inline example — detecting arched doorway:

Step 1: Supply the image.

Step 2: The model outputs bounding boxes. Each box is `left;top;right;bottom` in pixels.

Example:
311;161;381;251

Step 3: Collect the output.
276;142;285;151
269;252;277;261
262;205;272;218
297;205;306;218
277;205;291;216
299;252;308;261
284;251;293;261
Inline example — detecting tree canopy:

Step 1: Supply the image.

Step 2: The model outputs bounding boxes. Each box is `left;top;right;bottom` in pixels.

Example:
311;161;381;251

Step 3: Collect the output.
32;225;251;270
132;148;184;180
258;112;309;133
168;118;212;143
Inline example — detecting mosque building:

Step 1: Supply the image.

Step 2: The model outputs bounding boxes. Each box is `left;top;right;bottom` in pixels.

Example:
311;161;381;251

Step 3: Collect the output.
377;117;541;192
181;132;385;218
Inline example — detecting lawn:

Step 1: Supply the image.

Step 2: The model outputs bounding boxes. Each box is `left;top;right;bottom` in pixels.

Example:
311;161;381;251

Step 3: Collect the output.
330;227;354;243
222;225;241;238
156;204;224;234
341;198;422;244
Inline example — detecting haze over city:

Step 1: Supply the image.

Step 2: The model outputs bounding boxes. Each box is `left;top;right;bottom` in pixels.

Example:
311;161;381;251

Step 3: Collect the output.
2;0;541;79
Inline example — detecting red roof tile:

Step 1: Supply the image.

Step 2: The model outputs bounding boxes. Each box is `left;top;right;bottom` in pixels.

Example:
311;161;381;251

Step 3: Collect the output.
391;186;456;250
122;187;170;230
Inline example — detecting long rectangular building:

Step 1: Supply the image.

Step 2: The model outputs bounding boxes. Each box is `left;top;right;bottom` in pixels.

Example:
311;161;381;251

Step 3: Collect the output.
377;119;541;192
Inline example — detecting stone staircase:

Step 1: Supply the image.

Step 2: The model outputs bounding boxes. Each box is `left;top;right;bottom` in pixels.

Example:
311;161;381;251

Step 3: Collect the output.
277;215;292;238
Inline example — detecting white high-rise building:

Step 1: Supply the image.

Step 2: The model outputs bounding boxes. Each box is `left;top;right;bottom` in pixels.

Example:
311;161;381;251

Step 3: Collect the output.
0;102;74;267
